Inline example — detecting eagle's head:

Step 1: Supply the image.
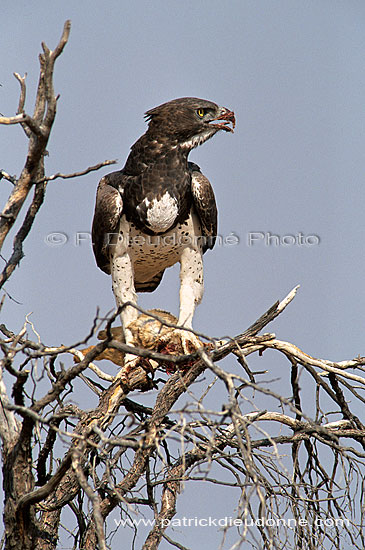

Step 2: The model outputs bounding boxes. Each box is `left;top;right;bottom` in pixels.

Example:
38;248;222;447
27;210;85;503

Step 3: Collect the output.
145;97;235;150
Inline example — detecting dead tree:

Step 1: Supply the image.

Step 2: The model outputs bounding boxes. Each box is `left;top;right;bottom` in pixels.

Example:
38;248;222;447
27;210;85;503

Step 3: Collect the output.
1;22;365;550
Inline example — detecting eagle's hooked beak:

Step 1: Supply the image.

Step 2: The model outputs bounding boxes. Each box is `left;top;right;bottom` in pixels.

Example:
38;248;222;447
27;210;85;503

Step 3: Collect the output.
211;107;236;133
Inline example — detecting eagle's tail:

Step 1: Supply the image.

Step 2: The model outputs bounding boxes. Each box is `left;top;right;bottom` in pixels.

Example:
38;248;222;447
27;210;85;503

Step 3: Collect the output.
135;270;165;293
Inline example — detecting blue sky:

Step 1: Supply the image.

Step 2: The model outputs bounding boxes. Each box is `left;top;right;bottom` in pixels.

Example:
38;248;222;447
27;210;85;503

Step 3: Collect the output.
2;1;365;548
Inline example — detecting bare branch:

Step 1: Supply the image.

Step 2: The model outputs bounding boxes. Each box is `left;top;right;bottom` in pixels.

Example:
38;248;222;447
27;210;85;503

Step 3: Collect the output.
0;159;116;290
2;285;365;550
0;181;46;289
0;170;17;185
14;72;27;114
0;112;44;136
70;350;114;382
0;361;20;444
49;20;71;62
13;72;33;138
35;159;118;184
71;449;107;550
250;338;365;385
0;20;72;254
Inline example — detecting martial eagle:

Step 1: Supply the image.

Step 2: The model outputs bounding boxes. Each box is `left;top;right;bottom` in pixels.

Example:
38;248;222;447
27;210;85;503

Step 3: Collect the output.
92;97;235;375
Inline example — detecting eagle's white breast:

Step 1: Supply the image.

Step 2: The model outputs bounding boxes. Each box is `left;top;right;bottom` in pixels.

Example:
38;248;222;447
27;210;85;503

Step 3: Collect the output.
145;191;178;232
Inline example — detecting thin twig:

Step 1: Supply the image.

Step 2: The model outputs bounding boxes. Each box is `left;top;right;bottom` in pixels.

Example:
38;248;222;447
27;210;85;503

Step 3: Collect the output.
35;159;118;184
0;170;17;185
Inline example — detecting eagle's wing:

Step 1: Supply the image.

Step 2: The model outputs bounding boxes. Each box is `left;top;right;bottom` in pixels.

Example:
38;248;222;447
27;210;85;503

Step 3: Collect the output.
189;162;217;252
92;171;125;274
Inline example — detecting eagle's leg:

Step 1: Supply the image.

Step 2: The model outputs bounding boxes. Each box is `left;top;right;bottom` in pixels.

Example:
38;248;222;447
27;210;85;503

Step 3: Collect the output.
175;246;204;354
111;243;141;380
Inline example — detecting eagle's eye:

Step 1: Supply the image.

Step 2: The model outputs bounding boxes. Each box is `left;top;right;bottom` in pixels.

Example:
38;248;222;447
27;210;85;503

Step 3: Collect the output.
196;108;205;118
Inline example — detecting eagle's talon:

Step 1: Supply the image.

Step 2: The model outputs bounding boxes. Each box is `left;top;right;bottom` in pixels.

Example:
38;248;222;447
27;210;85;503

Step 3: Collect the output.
158;327;203;355
177;329;203;355
114;354;143;383
114;353;159;390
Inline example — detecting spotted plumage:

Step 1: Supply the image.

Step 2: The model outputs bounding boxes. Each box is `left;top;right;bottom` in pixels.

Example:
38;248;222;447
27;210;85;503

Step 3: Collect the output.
91;97;235;375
